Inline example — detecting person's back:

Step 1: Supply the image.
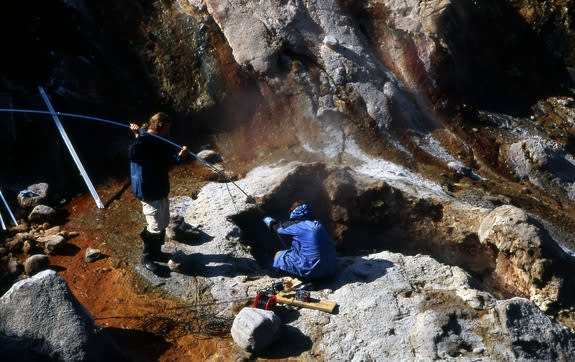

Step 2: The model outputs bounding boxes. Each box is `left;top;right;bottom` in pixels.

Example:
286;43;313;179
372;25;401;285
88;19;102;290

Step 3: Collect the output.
264;202;336;280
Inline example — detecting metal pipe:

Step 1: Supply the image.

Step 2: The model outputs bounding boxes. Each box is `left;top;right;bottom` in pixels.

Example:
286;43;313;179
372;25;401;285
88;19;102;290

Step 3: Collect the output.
0;188;18;226
38;87;106;209
0;208;6;230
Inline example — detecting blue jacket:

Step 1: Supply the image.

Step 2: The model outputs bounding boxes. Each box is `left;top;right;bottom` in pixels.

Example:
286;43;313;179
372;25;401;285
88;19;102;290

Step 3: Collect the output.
129;130;179;202
265;206;336;279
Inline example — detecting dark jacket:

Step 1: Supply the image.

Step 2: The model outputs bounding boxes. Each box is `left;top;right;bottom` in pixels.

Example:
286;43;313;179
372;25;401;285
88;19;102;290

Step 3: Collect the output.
129;130;179;202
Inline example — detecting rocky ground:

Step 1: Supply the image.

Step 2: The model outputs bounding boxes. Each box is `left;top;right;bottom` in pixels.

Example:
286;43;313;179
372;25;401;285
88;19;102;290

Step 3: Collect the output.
2;0;575;360
5;150;575;361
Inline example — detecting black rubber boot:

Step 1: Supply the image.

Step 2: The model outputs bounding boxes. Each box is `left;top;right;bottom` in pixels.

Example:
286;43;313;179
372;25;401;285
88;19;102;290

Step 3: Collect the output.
150;230;171;262
140;228;159;273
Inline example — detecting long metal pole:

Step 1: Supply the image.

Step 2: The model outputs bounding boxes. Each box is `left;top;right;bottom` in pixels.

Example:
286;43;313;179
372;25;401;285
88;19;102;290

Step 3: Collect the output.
0;208;6;230
0;188;18;226
38;87;105;209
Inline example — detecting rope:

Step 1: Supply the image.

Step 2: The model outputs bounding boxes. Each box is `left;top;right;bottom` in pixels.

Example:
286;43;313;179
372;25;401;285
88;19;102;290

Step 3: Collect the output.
93;296;255;338
0;108;257;205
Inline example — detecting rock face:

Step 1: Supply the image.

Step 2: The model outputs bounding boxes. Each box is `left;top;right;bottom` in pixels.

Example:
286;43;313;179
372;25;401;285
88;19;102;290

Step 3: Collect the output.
4;0;575;359
128;161;575;359
0;270;123;361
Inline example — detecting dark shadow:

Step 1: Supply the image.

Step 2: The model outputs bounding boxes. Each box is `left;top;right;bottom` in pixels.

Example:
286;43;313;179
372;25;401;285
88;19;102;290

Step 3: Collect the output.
151;264;172;279
168;252;264;278
436;0;573;115
257;325;313;359
324;256;394;291
0;333;56;362
49;265;66;272
104;181;131;208
56;242;81;257
169;228;213;246
105;327;171;362
49;208;72;226
273;305;302;324
91;253;110;262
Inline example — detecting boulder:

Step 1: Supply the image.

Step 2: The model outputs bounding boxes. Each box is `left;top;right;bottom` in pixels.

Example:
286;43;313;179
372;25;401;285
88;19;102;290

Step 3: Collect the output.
477;205;574;308
231;307;282;352
0;270;124;361
17;183;49;209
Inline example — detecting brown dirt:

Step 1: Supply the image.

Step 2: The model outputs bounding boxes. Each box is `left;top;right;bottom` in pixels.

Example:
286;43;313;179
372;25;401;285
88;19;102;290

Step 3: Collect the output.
47;162;237;361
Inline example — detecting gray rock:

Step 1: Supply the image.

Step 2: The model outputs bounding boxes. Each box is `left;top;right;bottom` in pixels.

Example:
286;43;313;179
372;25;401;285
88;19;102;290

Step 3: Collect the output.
135;161;575;360
508;139;575;201
0;270;123;361
85;248;101;263
17;183;49;209
496;298;575;361
197;149;223;164
23;254;50;276
37;234;66;255
231;307;282;352
28;205;57;223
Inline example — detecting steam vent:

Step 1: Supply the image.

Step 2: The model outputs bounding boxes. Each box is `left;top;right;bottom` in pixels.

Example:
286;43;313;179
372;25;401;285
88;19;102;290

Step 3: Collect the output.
1;0;575;360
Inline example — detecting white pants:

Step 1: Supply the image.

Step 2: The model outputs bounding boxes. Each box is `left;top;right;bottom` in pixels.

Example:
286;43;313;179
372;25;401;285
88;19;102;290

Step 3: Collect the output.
141;198;170;234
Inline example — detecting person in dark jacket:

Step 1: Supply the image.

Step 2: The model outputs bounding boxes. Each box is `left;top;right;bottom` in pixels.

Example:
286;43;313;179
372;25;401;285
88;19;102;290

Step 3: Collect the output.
129;112;189;273
263;201;336;280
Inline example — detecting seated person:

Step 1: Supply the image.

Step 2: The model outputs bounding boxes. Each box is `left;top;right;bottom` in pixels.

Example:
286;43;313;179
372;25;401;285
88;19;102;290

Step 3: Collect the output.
263;201;336;280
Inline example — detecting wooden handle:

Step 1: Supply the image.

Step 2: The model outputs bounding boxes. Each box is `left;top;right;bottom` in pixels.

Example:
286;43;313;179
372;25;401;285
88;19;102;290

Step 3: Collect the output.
276;293;337;313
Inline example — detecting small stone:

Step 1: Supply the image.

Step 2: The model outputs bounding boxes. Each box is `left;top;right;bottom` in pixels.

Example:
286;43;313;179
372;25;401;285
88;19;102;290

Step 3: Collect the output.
22;240;34;254
8;223;30;233
6;239;22;253
168;250;188;273
24;254;50;275
85;248;102;263
323;35;338;48
44;226;61;236
8;260;22;276
37;234;66;255
197;149;223;164
28;205;58;223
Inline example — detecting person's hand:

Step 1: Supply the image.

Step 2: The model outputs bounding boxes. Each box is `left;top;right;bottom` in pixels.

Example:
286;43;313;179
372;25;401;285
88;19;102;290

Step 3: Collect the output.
130;123;140;137
263;216;275;227
178;146;190;158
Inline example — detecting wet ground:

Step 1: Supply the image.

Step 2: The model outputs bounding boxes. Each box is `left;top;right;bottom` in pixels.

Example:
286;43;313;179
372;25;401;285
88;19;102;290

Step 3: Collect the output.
49;161;239;361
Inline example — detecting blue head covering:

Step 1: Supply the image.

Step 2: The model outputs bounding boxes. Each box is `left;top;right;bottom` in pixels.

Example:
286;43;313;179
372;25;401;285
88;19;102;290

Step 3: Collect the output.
289;203;313;220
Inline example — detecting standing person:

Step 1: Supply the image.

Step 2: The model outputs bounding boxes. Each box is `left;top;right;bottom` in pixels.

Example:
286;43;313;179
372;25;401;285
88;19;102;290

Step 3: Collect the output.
129;112;189;273
262;201;336;280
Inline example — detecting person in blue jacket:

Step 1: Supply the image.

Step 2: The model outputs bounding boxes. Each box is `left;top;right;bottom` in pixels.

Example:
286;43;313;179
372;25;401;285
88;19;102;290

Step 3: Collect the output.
263;201;336;280
129;112;189;273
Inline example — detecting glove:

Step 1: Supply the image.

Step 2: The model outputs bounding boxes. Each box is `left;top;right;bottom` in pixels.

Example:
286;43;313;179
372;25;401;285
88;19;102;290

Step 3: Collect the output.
263;216;275;227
